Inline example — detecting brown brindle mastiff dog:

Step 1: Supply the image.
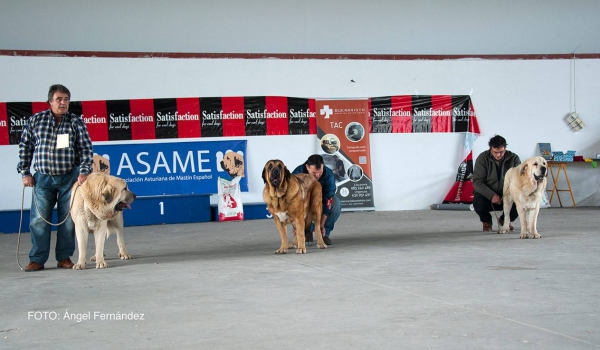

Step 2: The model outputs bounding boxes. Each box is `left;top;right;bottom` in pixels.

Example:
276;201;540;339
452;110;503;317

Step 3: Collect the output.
262;159;327;254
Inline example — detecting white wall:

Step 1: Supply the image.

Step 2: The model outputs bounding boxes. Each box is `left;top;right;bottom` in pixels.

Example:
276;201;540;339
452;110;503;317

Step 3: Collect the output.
1;55;599;211
1;1;599;54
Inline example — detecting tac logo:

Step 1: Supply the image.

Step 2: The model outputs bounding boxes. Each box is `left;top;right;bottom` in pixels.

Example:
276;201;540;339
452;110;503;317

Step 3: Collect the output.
320;105;333;119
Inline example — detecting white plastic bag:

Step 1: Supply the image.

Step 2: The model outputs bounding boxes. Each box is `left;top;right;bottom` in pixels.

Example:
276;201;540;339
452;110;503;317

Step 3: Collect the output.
217;177;244;221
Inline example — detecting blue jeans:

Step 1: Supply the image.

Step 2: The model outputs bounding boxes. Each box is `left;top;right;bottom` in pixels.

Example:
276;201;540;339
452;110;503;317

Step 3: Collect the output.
29;169;78;265
308;196;342;237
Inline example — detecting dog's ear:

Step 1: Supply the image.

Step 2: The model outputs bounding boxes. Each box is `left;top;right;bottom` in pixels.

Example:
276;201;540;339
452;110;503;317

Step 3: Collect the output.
284;166;291;182
520;163;528;177
262;165;268;184
102;184;115;203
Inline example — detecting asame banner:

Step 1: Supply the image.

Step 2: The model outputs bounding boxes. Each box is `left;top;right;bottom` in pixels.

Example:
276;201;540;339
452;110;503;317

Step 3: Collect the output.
0;95;480;145
93;140;247;196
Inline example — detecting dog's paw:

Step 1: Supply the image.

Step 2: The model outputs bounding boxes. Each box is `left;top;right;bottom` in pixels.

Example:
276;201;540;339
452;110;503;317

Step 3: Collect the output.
296;246;307;254
530;232;541;239
317;243;328;249
73;263;86;270
519;233;528;239
95;261;109;269
90;253;107;262
275;247;288;254
118;252;133;260
288;242;297;249
497;227;510;234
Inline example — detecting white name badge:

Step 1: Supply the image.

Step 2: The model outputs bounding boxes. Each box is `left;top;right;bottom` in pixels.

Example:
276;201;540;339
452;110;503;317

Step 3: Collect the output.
57;134;69;149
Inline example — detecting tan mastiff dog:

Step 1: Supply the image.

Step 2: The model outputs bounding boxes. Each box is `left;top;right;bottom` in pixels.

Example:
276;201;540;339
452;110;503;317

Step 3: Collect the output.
70;173;136;269
262;159;327;254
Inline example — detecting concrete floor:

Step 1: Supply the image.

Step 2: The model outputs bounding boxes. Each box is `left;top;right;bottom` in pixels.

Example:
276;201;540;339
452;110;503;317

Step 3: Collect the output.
1;207;599;349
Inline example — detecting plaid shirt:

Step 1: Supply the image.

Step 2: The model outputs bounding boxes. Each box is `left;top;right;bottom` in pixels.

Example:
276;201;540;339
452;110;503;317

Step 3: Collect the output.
17;109;93;177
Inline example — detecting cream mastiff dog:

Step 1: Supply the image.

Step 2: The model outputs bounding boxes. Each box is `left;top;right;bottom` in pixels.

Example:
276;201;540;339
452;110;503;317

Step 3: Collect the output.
498;156;548;238
70;173;136;269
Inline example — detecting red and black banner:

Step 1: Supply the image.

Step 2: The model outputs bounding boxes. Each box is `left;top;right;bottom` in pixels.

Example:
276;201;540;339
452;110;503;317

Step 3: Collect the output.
0;95;479;145
369;95;478;134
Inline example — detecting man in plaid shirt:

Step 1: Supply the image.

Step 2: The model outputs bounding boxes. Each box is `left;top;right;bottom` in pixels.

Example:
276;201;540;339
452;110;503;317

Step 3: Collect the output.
17;84;93;272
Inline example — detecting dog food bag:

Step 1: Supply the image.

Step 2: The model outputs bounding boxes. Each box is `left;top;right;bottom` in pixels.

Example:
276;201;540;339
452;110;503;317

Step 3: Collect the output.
217;176;244;221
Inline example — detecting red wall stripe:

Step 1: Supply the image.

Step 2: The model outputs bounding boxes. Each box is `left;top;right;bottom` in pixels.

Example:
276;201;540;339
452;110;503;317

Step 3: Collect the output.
82;100;109;141
32;102;48;114
0;103;8;145
265;96;288;135
221;97;246;137
130;99;156;140
176;98;201;138
391;95;413;133
431;95;452;133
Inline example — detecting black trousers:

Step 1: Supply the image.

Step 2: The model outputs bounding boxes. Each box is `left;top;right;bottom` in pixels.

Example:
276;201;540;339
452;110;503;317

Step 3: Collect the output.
473;191;518;224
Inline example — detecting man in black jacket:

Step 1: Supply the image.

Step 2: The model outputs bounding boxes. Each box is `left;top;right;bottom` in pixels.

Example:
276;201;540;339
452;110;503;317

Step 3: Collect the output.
292;155;341;245
472;135;521;232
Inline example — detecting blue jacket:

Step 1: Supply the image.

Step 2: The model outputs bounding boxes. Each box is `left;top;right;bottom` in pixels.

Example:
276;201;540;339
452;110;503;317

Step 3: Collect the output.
292;164;336;216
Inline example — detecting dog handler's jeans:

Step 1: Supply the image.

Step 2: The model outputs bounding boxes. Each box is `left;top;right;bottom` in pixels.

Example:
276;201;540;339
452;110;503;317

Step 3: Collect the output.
29;169;78;265
307;196;342;237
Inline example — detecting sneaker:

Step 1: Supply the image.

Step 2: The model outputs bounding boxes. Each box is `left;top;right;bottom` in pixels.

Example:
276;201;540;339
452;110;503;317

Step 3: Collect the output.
482;222;493;232
24;261;44;272
323;236;332;245
497;217;515;231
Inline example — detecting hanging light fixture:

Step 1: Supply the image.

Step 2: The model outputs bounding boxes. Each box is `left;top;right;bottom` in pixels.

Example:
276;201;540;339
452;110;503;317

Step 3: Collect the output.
566;47;585;132
566;112;584;132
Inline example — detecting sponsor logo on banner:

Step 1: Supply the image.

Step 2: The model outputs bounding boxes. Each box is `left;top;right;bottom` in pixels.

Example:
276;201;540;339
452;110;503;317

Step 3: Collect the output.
93;140;248;196
153;98;178;139
245;96;268;136
412;96;433;133
5;102;49;144
288;97;314;135
370;95;474;134
200;97;224;137
0;95;478;146
451;96;472;132
7;102;33;145
315;99;374;210
107;100;133;140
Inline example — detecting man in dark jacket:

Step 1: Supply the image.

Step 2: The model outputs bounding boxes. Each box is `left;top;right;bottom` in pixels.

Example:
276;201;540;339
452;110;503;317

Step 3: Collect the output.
472;135;520;232
293;154;341;245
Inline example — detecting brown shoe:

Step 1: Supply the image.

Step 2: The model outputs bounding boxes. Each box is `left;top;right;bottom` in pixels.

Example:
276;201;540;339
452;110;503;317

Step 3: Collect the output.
482;222;493;232
498;217;515;231
57;258;75;269
24;261;44;272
